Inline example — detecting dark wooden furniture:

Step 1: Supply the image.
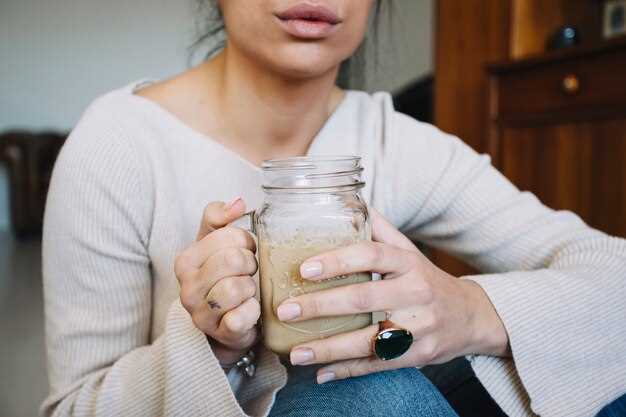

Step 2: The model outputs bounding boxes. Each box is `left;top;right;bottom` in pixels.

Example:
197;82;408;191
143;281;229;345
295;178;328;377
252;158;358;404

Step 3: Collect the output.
434;0;512;275
0;131;66;238
435;0;625;275
488;38;626;238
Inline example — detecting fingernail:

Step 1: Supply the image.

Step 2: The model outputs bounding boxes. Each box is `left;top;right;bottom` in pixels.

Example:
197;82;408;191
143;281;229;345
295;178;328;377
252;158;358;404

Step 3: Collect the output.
290;348;314;365
225;197;243;212
317;371;336;384
277;303;301;321
300;261;323;278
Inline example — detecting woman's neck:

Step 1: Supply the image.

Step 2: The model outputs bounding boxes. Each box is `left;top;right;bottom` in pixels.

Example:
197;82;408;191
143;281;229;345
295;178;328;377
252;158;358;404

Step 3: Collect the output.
201;43;345;163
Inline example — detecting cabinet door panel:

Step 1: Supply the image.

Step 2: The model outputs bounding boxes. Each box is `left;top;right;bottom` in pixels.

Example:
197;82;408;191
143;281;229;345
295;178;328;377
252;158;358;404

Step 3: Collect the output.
499;119;626;237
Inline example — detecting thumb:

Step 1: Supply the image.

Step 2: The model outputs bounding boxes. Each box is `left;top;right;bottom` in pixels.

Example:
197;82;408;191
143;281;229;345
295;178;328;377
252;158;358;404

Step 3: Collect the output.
370;208;417;252
196;197;247;241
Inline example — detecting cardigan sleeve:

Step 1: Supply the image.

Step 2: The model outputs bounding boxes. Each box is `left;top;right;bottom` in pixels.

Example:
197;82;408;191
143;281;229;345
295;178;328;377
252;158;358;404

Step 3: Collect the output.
383;110;626;417
40;105;245;417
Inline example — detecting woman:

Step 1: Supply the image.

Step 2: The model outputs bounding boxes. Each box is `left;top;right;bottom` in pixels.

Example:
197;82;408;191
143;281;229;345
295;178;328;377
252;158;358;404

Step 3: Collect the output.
41;1;626;417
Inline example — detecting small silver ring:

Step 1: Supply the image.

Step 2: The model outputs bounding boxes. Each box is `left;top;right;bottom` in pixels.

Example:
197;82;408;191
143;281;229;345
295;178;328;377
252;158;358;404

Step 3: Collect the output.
234;350;256;377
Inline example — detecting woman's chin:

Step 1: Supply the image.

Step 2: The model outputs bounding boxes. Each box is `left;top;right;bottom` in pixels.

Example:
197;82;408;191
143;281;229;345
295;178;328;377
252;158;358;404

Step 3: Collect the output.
268;59;340;82
279;65;337;81
262;46;345;81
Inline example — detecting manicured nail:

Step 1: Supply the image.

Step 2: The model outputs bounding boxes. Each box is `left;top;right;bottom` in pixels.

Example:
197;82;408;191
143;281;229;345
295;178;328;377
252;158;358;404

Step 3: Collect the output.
290;348;314;365
317;371;336;384
300;261;323;278
277;303;302;321
225;197;243;212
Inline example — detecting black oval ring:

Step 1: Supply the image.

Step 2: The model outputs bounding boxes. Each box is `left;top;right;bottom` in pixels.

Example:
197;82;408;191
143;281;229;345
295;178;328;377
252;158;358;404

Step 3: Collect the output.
373;325;414;361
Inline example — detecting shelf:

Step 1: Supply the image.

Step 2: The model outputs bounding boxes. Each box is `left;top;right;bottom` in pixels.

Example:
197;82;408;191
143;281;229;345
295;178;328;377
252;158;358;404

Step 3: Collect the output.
487;36;626;74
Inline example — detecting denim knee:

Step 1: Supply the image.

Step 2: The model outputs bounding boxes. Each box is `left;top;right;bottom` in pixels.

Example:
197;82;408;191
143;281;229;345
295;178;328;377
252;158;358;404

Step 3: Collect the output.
269;367;458;417
597;393;626;417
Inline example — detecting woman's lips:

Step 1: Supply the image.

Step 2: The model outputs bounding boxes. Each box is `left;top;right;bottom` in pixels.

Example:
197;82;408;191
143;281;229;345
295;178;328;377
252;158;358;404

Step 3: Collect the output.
275;3;342;40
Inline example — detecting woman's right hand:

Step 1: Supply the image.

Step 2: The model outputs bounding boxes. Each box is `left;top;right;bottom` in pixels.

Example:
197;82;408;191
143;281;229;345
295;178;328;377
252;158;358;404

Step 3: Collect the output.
175;198;260;368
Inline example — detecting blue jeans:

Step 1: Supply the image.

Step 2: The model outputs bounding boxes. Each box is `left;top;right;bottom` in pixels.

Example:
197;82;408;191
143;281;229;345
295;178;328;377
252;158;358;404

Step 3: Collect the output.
597;393;626;417
269;365;459;417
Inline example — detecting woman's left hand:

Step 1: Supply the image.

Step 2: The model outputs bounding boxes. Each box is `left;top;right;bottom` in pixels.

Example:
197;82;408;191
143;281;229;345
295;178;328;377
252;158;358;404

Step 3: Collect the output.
276;210;510;384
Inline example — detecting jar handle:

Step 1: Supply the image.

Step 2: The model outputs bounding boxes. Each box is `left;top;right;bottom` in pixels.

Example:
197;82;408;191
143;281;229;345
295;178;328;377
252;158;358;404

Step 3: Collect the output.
228;210;258;235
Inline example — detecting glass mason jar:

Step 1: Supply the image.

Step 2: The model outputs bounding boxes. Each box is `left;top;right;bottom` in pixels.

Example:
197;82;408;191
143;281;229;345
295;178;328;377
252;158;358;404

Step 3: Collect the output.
253;156;372;355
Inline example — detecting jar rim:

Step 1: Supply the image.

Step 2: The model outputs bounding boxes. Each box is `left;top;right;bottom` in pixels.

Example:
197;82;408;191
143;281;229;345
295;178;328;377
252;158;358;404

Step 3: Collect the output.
262;183;365;193
261;156;365;193
261;155;361;170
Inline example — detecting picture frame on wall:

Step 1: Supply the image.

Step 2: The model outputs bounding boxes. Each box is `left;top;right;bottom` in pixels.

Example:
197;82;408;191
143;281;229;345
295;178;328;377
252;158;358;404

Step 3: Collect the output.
604;0;626;39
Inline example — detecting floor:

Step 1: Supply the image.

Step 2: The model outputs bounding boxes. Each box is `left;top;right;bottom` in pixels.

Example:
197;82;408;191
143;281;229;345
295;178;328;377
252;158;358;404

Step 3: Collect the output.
0;232;48;417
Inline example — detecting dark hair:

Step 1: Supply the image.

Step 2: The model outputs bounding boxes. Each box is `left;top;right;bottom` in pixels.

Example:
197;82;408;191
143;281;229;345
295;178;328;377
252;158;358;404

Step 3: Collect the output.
190;1;393;90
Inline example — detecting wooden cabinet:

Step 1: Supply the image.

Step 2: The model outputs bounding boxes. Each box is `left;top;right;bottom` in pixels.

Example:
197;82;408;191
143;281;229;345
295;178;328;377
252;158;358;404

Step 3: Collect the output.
488;40;626;238
435;1;626;275
435;0;626;275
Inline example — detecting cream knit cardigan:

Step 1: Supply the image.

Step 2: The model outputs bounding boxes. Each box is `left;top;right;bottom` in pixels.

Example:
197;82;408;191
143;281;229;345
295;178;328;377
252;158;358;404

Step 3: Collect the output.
41;81;626;417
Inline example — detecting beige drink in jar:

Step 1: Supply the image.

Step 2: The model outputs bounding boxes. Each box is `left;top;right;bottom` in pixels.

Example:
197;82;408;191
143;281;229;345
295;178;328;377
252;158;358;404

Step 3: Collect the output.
259;236;371;355
254;156;372;355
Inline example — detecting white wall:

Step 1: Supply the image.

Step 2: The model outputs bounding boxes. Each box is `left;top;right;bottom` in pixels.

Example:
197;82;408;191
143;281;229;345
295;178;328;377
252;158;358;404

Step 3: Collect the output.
365;0;434;92
0;0;433;231
0;0;195;230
